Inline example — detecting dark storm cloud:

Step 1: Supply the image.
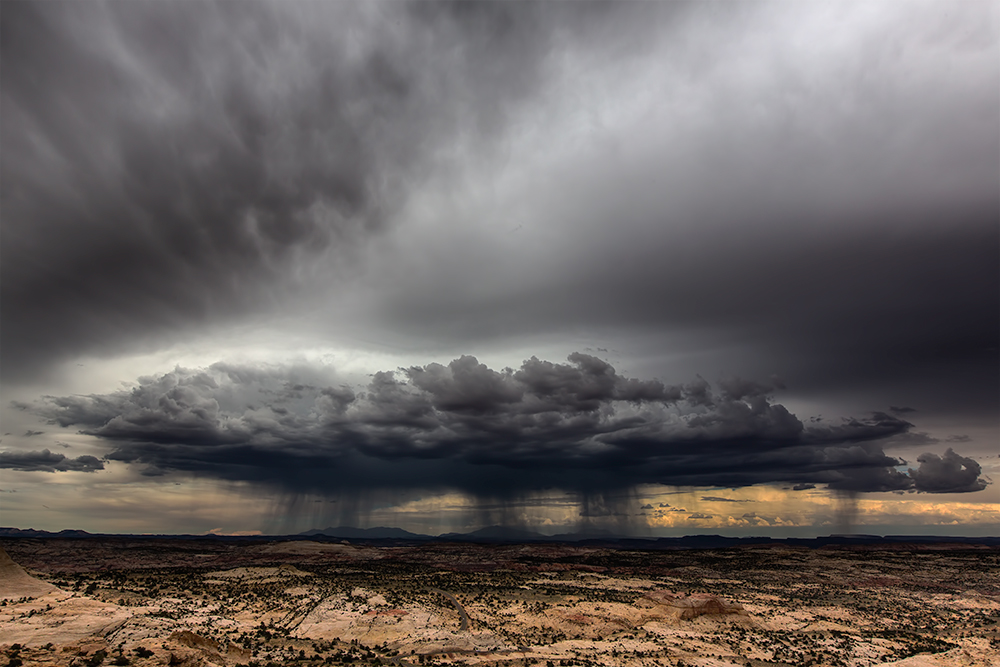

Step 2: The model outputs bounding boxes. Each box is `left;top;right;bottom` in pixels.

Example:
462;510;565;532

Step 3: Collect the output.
1;0;663;379
3;0;997;537
27;355;987;497
364;1;999;421
380;215;999;419
909;449;990;494
0;449;104;473
1;0;994;436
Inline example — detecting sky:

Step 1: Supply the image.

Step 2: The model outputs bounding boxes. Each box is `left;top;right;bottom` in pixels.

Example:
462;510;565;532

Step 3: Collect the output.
1;0;997;538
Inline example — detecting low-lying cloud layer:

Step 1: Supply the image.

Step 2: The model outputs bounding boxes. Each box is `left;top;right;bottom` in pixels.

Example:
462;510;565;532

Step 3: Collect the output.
0;448;104;473
24;355;987;499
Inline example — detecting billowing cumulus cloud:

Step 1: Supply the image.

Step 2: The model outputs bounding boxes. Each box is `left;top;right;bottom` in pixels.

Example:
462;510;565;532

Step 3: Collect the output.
909;449;990;494
25;354;986;500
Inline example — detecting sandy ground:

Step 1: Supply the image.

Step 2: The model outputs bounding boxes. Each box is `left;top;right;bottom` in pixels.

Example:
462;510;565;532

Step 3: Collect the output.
2;541;998;667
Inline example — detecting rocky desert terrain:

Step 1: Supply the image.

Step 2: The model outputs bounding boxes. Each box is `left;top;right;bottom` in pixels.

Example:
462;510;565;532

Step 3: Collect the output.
1;538;997;667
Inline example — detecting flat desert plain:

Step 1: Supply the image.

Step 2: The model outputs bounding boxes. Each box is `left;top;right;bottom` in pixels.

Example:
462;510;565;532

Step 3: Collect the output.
1;538;997;667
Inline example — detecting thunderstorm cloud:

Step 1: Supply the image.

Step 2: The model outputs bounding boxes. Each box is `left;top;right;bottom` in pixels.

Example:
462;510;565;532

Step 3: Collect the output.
23;355;987;498
0;1;996;534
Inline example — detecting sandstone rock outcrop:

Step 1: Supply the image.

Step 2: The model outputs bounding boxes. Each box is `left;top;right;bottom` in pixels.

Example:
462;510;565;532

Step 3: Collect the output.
166;630;251;665
640;590;748;621
0;545;60;599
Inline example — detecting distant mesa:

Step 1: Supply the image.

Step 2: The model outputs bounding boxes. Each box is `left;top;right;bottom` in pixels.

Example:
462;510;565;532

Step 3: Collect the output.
0;527;93;538
302;524;604;542
4;526;1000;549
299;526;431;540
548;527;620;541
641;590;749;621
421;525;625;542
299;524;630;542
438;525;547;541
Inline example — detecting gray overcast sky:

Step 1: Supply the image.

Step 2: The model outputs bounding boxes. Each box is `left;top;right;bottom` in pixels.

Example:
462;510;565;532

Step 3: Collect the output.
1;1;997;535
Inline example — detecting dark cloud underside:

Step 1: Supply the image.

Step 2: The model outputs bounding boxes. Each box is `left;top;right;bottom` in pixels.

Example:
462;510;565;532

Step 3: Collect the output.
4;1;994;405
0;448;104;473
2;0;663;378
23;355;987;497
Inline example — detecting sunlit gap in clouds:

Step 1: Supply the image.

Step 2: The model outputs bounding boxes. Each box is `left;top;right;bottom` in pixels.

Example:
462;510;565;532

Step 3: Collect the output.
263;486;658;537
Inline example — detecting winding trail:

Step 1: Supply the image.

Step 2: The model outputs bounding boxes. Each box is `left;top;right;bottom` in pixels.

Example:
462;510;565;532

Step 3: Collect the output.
428;588;469;631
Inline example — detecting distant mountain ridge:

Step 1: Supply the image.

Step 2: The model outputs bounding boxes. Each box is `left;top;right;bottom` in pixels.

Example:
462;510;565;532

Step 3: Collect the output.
0;527;94;538
298;526;431;540
3;526;999;549
307;524;624;542
437;525;546;541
